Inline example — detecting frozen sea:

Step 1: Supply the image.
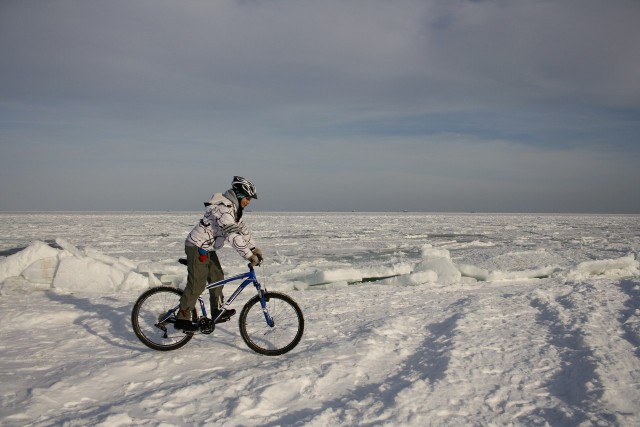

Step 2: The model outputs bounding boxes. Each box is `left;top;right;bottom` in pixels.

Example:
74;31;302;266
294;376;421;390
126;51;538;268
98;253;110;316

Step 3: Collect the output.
1;212;639;426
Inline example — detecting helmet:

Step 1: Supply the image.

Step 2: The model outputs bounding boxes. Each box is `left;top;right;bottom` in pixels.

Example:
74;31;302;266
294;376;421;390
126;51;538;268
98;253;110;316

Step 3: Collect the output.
231;176;258;199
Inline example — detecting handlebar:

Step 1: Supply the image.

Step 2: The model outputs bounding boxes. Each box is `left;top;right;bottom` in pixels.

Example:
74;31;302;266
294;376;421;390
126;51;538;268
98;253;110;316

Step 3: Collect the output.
248;257;263;270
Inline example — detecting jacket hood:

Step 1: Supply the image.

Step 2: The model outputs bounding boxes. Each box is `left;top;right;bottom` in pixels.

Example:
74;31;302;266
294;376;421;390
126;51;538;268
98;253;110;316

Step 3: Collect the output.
204;189;239;210
223;188;240;209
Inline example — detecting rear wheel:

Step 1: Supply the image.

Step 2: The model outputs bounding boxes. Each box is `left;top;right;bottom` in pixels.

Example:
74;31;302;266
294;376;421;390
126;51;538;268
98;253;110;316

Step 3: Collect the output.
239;292;304;356
131;286;196;351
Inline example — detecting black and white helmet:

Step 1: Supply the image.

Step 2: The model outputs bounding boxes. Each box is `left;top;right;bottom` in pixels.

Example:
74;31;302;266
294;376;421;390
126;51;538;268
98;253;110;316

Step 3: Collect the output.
232;176;258;199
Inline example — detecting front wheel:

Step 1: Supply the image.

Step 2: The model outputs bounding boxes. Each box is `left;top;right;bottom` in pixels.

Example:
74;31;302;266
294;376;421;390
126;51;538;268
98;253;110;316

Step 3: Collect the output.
239;292;304;356
131;286;196;351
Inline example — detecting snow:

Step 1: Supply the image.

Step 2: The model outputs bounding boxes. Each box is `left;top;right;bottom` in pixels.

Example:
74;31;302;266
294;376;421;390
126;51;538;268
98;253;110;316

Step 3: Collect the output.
0;212;639;426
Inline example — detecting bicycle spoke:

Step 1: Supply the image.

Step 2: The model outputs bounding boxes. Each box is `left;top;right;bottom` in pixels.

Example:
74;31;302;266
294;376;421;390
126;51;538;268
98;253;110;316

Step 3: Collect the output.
131;287;195;351
239;292;304;356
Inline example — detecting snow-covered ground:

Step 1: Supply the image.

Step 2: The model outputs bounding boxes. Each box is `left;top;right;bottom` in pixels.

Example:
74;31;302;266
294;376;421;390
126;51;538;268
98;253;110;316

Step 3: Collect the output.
1;212;639;426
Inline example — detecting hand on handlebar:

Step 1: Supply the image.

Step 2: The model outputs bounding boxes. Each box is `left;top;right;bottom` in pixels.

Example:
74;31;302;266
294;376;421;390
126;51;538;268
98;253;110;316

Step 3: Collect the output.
250;248;263;265
249;254;262;267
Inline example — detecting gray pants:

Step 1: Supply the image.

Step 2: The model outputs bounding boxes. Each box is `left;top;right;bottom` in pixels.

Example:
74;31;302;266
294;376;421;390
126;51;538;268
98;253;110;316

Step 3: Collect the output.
179;245;224;316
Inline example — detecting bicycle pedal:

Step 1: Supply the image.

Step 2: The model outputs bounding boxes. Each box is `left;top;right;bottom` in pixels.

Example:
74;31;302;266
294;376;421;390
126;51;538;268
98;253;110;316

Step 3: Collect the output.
174;319;198;332
212;309;235;324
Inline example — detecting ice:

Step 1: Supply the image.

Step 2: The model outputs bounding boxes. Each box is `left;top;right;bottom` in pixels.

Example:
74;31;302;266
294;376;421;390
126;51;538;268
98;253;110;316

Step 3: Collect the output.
4;238;633;292
456;263;489;281
1;212;639;426
567;254;639;281
55;237;84;257
488;265;560;281
303;268;362;286
20;256;58;285
414;245;462;283
53;256;125;293
1;240;155;294
379;269;439;286
84;247;121;266
0;240;59;283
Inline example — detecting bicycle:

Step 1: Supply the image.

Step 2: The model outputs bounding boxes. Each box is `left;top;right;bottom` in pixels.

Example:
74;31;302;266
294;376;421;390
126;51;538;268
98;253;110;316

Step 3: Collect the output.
131;260;304;356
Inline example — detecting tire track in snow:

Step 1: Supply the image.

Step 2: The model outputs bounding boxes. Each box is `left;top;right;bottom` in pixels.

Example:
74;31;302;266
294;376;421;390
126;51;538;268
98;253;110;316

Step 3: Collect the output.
257;297;471;426
618;279;640;357
570;279;640;425
529;279;636;426
418;286;562;425
530;295;610;425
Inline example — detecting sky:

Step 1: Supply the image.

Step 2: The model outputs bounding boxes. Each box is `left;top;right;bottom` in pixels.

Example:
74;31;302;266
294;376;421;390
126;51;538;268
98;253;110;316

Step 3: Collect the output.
1;0;639;213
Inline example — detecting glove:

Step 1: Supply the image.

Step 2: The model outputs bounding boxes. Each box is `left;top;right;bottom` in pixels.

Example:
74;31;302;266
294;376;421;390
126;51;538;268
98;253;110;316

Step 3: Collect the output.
251;247;263;261
248;254;261;266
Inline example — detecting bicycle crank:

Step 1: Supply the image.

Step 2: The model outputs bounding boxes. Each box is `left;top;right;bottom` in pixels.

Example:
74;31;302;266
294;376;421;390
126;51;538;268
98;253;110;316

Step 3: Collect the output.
198;317;215;334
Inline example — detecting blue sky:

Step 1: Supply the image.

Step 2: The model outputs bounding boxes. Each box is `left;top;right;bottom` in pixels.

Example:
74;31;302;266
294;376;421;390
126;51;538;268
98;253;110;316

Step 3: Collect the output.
1;0;639;213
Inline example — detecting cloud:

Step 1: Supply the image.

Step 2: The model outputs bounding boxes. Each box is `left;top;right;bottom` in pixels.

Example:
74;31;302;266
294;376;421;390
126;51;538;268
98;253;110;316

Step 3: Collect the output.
3;0;638;112
418;0;640;109
1;0;639;212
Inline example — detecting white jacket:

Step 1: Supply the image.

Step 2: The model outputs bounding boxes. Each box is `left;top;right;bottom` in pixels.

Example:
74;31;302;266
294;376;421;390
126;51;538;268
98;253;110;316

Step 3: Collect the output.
185;189;256;260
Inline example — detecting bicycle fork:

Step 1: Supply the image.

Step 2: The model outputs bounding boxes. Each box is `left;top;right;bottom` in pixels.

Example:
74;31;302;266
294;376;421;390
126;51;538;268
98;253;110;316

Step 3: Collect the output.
256;285;275;327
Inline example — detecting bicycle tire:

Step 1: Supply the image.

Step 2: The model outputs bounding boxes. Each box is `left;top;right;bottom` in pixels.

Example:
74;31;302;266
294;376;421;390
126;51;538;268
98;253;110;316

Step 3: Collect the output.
131;286;196;351
239;291;304;356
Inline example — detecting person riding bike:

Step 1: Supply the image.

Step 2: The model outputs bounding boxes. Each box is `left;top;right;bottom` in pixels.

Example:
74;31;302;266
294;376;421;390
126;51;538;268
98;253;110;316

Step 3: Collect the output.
175;176;262;331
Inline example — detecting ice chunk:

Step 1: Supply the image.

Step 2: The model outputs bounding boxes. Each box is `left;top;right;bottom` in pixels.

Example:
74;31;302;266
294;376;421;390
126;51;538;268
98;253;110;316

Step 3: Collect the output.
146;270;162;287
136;262;185;276
121;271;152;291
378;270;438;286
55;238;84;257
159;274;184;287
306;281;350;290
303;268;363;285
116;256;137;271
417;258;461;283
488;266;560;281
567;254;639;280
84;247;119;265
0;241;60;283
21;257;59;285
406;270;439;285
53;257;126;293
361;263;413;279
421;245;451;260
456;264;489;281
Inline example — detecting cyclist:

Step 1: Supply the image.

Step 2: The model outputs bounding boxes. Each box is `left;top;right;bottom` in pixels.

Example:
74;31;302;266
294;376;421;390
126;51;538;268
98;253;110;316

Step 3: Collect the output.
175;176;262;331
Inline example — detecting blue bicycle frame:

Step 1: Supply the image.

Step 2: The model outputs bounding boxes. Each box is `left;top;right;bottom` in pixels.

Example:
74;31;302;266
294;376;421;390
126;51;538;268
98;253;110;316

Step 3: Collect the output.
160;264;274;328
